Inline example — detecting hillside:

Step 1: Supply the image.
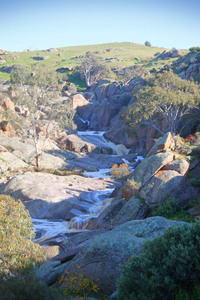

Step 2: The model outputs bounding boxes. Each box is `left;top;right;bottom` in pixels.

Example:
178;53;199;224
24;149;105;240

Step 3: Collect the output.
0;42;187;83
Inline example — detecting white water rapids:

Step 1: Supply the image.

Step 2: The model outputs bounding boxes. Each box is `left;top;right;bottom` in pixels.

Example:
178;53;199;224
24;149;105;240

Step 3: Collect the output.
32;131;143;244
32;188;114;243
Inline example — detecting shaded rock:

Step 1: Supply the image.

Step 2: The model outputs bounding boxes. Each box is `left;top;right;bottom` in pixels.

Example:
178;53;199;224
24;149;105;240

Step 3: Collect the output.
64;134;113;154
171;49;182;58
1;96;15;111
139;169;186;205
36;260;68;285
86;199;124;230
64;134;98;153
61;217;189;295
0;121;14;136
185;63;200;80
60;229;107;250
112;197;149;227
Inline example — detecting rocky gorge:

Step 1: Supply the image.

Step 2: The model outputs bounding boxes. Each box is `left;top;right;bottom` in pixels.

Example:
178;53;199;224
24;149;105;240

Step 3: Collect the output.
0;123;199;296
0;69;200;298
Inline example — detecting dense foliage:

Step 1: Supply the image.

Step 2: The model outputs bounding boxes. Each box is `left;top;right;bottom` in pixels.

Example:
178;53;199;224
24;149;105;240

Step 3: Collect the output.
122;69;200;134
0;194;44;274
117;221;200;300
0;268;63;300
189;47;200;53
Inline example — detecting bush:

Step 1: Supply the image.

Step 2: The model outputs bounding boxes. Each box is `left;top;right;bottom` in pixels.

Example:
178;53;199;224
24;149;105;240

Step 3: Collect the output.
110;163;130;179
117;221;200;300
60;271;99;298
151;198;179;218
0;195;44;274
0;268;64;300
189;47;200;53
144;41;152;47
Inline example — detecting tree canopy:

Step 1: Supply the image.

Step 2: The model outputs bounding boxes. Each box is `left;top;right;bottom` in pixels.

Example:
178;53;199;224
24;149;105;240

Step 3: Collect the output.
79;51;111;87
122;69;200;135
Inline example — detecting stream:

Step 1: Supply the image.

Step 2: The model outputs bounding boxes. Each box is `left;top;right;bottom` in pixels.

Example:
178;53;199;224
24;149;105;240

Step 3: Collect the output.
32;131;143;244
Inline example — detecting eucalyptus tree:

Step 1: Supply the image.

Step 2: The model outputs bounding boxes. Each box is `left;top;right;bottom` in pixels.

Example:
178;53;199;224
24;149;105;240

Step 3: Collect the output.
122;69;200;135
79;51;111;87
10;64;75;170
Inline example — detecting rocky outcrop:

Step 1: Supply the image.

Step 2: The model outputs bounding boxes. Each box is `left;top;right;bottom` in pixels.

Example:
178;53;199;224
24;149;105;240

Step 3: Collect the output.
123;138;190;205
155;50;182;60
60;217;189;295
0;172;114;219
131;152;175;185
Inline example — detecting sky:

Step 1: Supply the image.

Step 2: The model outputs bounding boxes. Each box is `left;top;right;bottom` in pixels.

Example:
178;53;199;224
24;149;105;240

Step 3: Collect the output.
0;0;200;52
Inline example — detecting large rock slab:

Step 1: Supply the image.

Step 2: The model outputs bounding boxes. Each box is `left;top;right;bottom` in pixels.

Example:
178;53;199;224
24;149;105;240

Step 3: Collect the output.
60;217;189;295
131;152;175;186
0;136;75;169
0;172;114;219
139;159;190;205
139;170;185;205
163;159;189;175
0;145;28;172
111;197;149;227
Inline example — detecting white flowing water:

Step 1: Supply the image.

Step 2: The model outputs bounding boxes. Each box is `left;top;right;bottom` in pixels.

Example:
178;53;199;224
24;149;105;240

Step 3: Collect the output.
32;130;144;243
32;188;114;243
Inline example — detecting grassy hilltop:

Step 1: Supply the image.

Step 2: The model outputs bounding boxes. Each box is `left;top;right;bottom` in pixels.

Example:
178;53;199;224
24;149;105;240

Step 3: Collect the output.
0;42;187;81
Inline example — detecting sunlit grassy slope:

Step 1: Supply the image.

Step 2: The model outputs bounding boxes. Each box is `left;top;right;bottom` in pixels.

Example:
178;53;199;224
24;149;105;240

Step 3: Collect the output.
0;42;188;81
0;42;163;79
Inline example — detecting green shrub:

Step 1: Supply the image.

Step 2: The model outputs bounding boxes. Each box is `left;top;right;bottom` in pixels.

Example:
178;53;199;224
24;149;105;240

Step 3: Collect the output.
0;268;64;300
117;221;200;300
189;47;200;53
0;195;44;274
151;198;179;218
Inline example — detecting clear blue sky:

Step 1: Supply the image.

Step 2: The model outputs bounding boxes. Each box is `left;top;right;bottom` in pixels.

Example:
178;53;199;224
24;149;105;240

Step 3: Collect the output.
1;0;200;51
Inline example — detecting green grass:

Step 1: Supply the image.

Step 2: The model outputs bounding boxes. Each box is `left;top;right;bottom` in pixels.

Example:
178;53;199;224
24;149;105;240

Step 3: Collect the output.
0;42;168;80
0;42;188;87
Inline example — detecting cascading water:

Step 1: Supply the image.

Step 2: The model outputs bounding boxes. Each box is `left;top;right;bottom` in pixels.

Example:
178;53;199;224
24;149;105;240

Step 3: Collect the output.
32;130;143;244
32;188;114;243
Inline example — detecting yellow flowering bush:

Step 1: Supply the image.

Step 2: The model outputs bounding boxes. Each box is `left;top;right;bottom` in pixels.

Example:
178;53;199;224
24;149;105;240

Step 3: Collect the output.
110;163;130;179
60;269;99;298
0;195;44;274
